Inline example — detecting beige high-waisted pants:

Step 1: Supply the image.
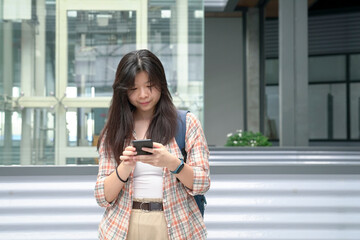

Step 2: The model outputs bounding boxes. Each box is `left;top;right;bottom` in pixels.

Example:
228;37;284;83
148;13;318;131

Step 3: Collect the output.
126;198;169;240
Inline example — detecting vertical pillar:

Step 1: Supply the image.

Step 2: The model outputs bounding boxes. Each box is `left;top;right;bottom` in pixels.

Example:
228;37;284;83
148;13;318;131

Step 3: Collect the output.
3;23;13;94
176;0;188;95
3;21;13;164
169;5;177;95
77;33;87;147
21;108;32;165
35;0;45;96
4;111;12;164
20;20;35;164
35;0;46;164
279;0;308;146
55;0;67;165
246;8;260;133
21;21;35;95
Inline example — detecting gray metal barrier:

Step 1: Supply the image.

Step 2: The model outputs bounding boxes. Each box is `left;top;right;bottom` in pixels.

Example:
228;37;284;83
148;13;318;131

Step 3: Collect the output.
1;148;360;240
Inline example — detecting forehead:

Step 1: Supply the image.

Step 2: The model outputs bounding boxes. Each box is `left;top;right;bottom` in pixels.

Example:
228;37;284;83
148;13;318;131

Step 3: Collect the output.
134;71;150;85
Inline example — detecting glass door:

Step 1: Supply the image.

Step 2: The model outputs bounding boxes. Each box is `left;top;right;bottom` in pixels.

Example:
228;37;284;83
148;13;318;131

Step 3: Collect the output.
56;0;147;164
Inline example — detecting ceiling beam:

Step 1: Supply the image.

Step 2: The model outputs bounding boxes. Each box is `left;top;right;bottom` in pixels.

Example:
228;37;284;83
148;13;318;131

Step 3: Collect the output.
257;0;270;8
237;0;259;8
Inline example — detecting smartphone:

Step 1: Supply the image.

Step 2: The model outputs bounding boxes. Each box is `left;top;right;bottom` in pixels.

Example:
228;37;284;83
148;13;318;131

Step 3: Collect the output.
132;139;153;155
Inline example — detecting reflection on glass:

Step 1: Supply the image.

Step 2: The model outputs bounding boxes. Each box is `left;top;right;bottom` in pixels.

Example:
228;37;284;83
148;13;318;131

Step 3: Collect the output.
265;59;279;85
350;54;360;81
0;2;56;97
309;55;346;83
1;0;205;166
0;108;55;165
66;108;108;147
0;21;22;97
350;83;360;139
265;84;347;141
67;11;136;97
309;84;346;139
265;86;279;140
148;1;204;120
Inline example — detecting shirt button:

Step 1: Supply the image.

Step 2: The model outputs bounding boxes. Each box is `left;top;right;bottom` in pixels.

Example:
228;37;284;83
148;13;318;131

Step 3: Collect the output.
167;224;171;228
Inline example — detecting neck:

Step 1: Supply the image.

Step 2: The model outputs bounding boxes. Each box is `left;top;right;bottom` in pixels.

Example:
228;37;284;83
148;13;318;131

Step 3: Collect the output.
133;109;154;121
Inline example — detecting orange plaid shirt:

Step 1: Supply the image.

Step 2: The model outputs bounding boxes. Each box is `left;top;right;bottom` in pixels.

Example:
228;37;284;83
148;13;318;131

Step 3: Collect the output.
94;113;210;240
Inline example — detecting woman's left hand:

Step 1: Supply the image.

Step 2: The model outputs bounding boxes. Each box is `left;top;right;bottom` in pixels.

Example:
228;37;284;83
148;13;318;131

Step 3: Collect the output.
136;142;176;168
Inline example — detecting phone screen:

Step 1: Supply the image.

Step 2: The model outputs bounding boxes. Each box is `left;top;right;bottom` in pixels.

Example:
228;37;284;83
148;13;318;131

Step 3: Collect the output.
132;139;153;155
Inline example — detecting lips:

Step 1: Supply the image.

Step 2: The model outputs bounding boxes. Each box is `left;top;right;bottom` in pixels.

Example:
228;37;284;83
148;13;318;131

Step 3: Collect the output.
139;101;150;105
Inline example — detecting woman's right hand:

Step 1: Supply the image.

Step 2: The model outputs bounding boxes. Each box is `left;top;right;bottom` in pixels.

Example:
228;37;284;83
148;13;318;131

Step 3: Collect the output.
103;146;137;203
119;146;137;169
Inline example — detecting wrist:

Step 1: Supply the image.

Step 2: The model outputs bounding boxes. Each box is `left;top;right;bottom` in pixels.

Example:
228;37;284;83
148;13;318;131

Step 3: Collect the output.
115;166;129;183
118;162;132;177
168;156;181;171
120;160;135;171
170;158;185;174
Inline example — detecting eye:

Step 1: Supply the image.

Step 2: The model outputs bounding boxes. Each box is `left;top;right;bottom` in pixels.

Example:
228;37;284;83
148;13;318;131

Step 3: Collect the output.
129;87;137;91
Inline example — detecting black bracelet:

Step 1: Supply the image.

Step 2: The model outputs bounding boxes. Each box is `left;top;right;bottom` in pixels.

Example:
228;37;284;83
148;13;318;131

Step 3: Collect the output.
115;166;129;183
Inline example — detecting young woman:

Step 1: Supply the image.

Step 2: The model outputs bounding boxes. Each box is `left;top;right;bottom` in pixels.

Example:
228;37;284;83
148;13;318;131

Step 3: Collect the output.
94;49;210;240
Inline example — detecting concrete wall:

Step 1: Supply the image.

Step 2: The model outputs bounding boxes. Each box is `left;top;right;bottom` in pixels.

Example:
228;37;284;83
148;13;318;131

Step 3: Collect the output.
204;17;243;147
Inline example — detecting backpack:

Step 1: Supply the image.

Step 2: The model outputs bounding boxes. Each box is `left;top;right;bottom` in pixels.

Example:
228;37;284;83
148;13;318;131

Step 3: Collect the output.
175;110;207;217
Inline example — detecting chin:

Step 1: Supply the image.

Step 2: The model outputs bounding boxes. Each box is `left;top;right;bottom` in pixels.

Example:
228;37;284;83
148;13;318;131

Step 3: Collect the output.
138;106;155;112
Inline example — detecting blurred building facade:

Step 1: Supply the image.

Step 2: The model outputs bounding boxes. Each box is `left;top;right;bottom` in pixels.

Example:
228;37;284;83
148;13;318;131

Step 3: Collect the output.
0;0;204;165
204;0;360;147
0;0;359;165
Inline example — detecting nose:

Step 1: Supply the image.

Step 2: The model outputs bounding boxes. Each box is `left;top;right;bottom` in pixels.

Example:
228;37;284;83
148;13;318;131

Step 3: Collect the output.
139;87;149;98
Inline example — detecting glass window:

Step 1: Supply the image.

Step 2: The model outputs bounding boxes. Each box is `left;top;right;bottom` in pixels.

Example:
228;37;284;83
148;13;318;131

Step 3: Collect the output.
309;55;346;83
266;55;347;85
309;84;346;139
67;10;136;97
350;83;360;139
0;21;21;98
66;108;108;147
46;1;56;95
265;86;279;140
350;54;360;81
265;84;347;140
265;59;279;85
0;2;55;97
1;0;204;165
148;0;204;120
0;108;55;165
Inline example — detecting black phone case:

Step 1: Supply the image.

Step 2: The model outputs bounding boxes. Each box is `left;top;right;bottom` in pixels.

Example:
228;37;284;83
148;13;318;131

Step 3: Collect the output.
132;139;153;155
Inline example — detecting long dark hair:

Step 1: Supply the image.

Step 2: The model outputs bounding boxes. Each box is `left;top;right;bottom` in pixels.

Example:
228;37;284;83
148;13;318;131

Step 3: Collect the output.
97;49;178;164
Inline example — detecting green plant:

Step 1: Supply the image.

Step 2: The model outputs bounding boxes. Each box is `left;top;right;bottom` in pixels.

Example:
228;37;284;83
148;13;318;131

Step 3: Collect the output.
225;130;272;147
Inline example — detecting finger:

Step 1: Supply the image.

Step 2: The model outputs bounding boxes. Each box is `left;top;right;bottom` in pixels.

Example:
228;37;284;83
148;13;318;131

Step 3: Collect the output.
152;142;163;148
124;146;136;151
120;155;133;161
123;150;137;156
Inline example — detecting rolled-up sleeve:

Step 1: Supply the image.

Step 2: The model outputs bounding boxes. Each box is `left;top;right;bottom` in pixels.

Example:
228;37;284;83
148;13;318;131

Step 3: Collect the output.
184;113;210;195
94;139;118;208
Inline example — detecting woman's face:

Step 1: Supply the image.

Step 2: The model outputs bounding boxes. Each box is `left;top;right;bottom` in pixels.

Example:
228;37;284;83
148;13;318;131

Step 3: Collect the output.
127;71;161;115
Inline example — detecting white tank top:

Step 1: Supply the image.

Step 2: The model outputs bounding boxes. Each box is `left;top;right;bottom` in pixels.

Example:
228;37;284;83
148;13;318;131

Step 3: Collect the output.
133;162;163;199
